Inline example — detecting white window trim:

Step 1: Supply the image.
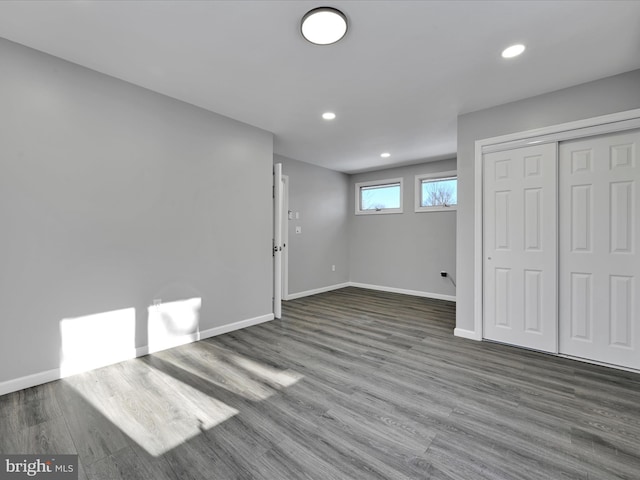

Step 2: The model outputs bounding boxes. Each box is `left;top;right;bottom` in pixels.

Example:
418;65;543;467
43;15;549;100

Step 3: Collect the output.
355;177;403;215
415;170;458;212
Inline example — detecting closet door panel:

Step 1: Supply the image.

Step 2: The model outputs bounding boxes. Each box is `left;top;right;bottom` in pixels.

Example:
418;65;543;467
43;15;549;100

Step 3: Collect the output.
559;129;640;370
483;143;558;352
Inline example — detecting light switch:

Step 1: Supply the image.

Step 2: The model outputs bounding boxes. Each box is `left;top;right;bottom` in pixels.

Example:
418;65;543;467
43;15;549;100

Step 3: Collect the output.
295;226;302;234
295;212;300;219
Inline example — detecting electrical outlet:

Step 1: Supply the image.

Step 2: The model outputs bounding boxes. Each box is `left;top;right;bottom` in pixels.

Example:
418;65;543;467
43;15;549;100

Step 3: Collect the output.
332;265;336;272
295;226;302;234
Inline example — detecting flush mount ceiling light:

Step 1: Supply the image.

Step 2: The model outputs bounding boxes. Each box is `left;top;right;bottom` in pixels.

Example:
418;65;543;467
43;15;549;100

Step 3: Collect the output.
301;7;348;45
380;152;391;158
322;112;336;120
501;44;526;58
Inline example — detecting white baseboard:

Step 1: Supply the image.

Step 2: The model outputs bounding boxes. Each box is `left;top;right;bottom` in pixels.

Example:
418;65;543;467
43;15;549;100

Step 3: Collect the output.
199;313;275;340
454;327;482;341
136;334;198;357
285;281;456;303
136;313;275;357
0;368;61;397
286;282;350;300
348;282;456;302
0;313;275;398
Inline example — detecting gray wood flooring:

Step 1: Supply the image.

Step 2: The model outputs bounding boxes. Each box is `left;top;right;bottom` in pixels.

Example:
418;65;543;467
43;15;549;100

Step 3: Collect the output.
1;287;639;479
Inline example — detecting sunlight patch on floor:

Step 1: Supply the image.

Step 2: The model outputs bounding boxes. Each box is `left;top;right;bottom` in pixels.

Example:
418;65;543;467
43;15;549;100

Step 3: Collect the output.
157;341;304;401
59;299;303;456
225;350;304;388
65;359;238;457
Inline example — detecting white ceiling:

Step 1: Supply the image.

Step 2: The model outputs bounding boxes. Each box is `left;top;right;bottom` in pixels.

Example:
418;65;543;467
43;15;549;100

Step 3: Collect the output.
0;1;639;173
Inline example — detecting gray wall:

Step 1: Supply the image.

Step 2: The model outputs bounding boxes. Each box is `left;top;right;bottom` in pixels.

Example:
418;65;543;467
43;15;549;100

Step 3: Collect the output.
349;159;457;297
0;38;274;383
456;69;640;333
275;155;350;295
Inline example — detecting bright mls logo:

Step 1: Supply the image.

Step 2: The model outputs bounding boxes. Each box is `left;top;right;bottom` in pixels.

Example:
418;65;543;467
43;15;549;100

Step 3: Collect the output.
0;456;77;480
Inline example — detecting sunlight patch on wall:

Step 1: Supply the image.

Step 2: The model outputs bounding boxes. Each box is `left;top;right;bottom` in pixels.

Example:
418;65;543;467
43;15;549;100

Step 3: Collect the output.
65;359;238;457
60;307;136;377
147;298;201;354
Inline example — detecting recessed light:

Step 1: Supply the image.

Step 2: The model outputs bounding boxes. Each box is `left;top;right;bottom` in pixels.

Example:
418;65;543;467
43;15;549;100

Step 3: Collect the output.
301;7;348;45
501;44;525;58
322;112;336;120
380;152;391;158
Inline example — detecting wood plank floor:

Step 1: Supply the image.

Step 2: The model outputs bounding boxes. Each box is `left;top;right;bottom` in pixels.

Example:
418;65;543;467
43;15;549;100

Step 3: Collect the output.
1;287;640;479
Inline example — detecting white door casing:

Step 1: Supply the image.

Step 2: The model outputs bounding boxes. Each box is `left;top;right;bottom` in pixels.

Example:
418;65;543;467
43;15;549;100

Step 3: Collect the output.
281;174;289;301
483;143;558;353
559;130;640;370
273;163;283;319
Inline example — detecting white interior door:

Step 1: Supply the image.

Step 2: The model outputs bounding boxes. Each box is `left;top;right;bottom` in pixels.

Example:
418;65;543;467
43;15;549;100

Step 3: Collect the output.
483;143;558;353
559;130;640;370
273;163;283;319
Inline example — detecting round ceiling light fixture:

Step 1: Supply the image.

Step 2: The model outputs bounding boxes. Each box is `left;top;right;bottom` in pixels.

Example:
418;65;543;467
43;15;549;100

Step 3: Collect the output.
322;112;336;120
380;152;391;158
301;7;348;45
501;44;526;59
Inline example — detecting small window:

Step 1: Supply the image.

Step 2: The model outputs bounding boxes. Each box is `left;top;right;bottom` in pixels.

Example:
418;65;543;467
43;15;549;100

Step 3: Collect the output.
355;178;403;215
415;171;457;212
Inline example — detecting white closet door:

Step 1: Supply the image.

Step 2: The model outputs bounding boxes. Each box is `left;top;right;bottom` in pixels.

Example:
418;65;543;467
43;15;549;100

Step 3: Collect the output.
559;130;640;370
483;143;558;353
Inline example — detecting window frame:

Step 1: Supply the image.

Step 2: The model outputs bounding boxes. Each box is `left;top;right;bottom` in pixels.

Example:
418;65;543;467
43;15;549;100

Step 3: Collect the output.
355;177;404;215
414;170;458;213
